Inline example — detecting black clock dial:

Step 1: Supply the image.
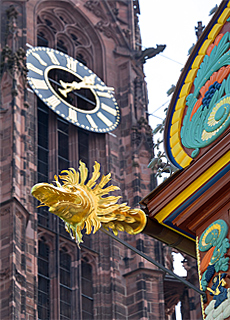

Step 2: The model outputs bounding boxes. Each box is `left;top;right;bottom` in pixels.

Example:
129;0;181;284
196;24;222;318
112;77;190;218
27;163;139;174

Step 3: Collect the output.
47;68;96;111
26;47;120;133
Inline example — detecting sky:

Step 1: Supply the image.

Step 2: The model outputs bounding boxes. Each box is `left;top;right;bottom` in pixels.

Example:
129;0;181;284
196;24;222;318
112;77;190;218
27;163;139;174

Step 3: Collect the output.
139;0;220;129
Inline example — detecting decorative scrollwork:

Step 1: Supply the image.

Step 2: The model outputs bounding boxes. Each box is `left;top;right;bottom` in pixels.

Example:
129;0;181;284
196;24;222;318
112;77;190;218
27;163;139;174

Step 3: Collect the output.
181;32;230;157
198;219;230;291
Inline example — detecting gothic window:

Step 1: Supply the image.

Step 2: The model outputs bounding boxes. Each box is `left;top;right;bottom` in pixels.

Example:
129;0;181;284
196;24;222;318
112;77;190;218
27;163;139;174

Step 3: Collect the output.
70;33;82;46
57;117;70;236
37;31;49;47
76;53;87;66
58;117;69;173
57;39;68;54
37;101;49;228
78;130;89;166
81;260;94;320
37;101;49;183
44;19;53;29
36;8;97;69
60;248;72;320
38;239;50;320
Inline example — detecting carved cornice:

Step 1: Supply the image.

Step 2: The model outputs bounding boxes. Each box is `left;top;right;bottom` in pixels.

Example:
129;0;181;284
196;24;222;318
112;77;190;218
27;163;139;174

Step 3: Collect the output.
84;1;119;42
0;206;10;216
6;5;18;38
84;0;105;19
0;197;30;225
132;117;153;152
0;268;10;280
95;20;115;39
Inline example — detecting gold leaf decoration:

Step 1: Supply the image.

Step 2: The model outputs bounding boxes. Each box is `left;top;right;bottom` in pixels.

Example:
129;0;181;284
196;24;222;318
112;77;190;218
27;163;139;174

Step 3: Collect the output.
31;161;147;246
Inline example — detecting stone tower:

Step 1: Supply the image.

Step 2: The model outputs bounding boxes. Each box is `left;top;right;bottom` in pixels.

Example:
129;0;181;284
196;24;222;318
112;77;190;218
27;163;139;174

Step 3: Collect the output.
0;1;179;319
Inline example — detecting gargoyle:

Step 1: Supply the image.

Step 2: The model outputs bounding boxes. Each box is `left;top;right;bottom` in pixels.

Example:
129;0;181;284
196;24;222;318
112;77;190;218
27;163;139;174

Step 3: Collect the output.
134;44;166;64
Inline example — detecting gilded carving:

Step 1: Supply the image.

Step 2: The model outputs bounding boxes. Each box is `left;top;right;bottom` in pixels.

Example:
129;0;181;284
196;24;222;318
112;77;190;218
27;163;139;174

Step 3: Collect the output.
31;161;147;246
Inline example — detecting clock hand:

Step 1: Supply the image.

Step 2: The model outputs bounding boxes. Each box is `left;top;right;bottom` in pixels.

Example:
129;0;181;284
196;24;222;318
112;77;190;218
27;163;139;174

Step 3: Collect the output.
59;80;81;97
59;79;114;97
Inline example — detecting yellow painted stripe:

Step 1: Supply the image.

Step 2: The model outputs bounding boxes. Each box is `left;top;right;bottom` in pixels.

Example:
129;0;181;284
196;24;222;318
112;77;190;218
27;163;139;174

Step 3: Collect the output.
179;82;193;98
170;133;180;148
172;108;184;123
175;149;187;163
180;156;192;168
171;143;185;160
160;221;195;242
218;8;230;24
191;55;204;69
184;69;198;84
170;121;180;136
207;24;223;40
175;96;186;111
170;141;181;158
155;151;230;224
198;39;213;55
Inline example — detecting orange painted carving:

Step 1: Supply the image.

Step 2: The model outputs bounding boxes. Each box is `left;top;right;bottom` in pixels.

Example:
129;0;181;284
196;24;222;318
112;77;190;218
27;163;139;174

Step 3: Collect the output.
206;34;224;56
190;65;230;120
200;246;215;274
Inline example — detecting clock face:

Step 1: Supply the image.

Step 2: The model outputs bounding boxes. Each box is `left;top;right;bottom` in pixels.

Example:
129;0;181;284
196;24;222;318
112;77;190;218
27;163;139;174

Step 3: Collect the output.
26;47;120;133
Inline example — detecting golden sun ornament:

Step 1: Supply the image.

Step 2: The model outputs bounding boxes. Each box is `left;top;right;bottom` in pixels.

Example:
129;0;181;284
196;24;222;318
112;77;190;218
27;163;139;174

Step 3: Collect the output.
31;161;147;246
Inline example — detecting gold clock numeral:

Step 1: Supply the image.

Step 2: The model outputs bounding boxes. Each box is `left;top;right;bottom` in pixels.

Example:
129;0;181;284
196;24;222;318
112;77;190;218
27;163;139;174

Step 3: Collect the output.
32;52;47;66
27;63;43;75
68;108;78;122
47;51;60;65
29;78;49;90
97;112;113;127
86;114;98;129
97;91;113;99
101;103;117;116
66;57;77;72
44;95;61;109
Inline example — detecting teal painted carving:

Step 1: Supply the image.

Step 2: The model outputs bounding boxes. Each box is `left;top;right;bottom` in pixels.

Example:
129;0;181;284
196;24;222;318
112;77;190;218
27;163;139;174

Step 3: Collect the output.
181;32;230;157
199;219;230;292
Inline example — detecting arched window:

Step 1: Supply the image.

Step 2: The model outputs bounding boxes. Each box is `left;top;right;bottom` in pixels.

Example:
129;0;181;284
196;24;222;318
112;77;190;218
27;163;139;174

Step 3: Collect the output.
37;101;49;227
57;117;70;236
81;260;93;319
60;248;72;320
76;53;87;66
36;6;99;70
58;117;69;173
37;31;49;47
57;39;68;54
38;239;50;320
